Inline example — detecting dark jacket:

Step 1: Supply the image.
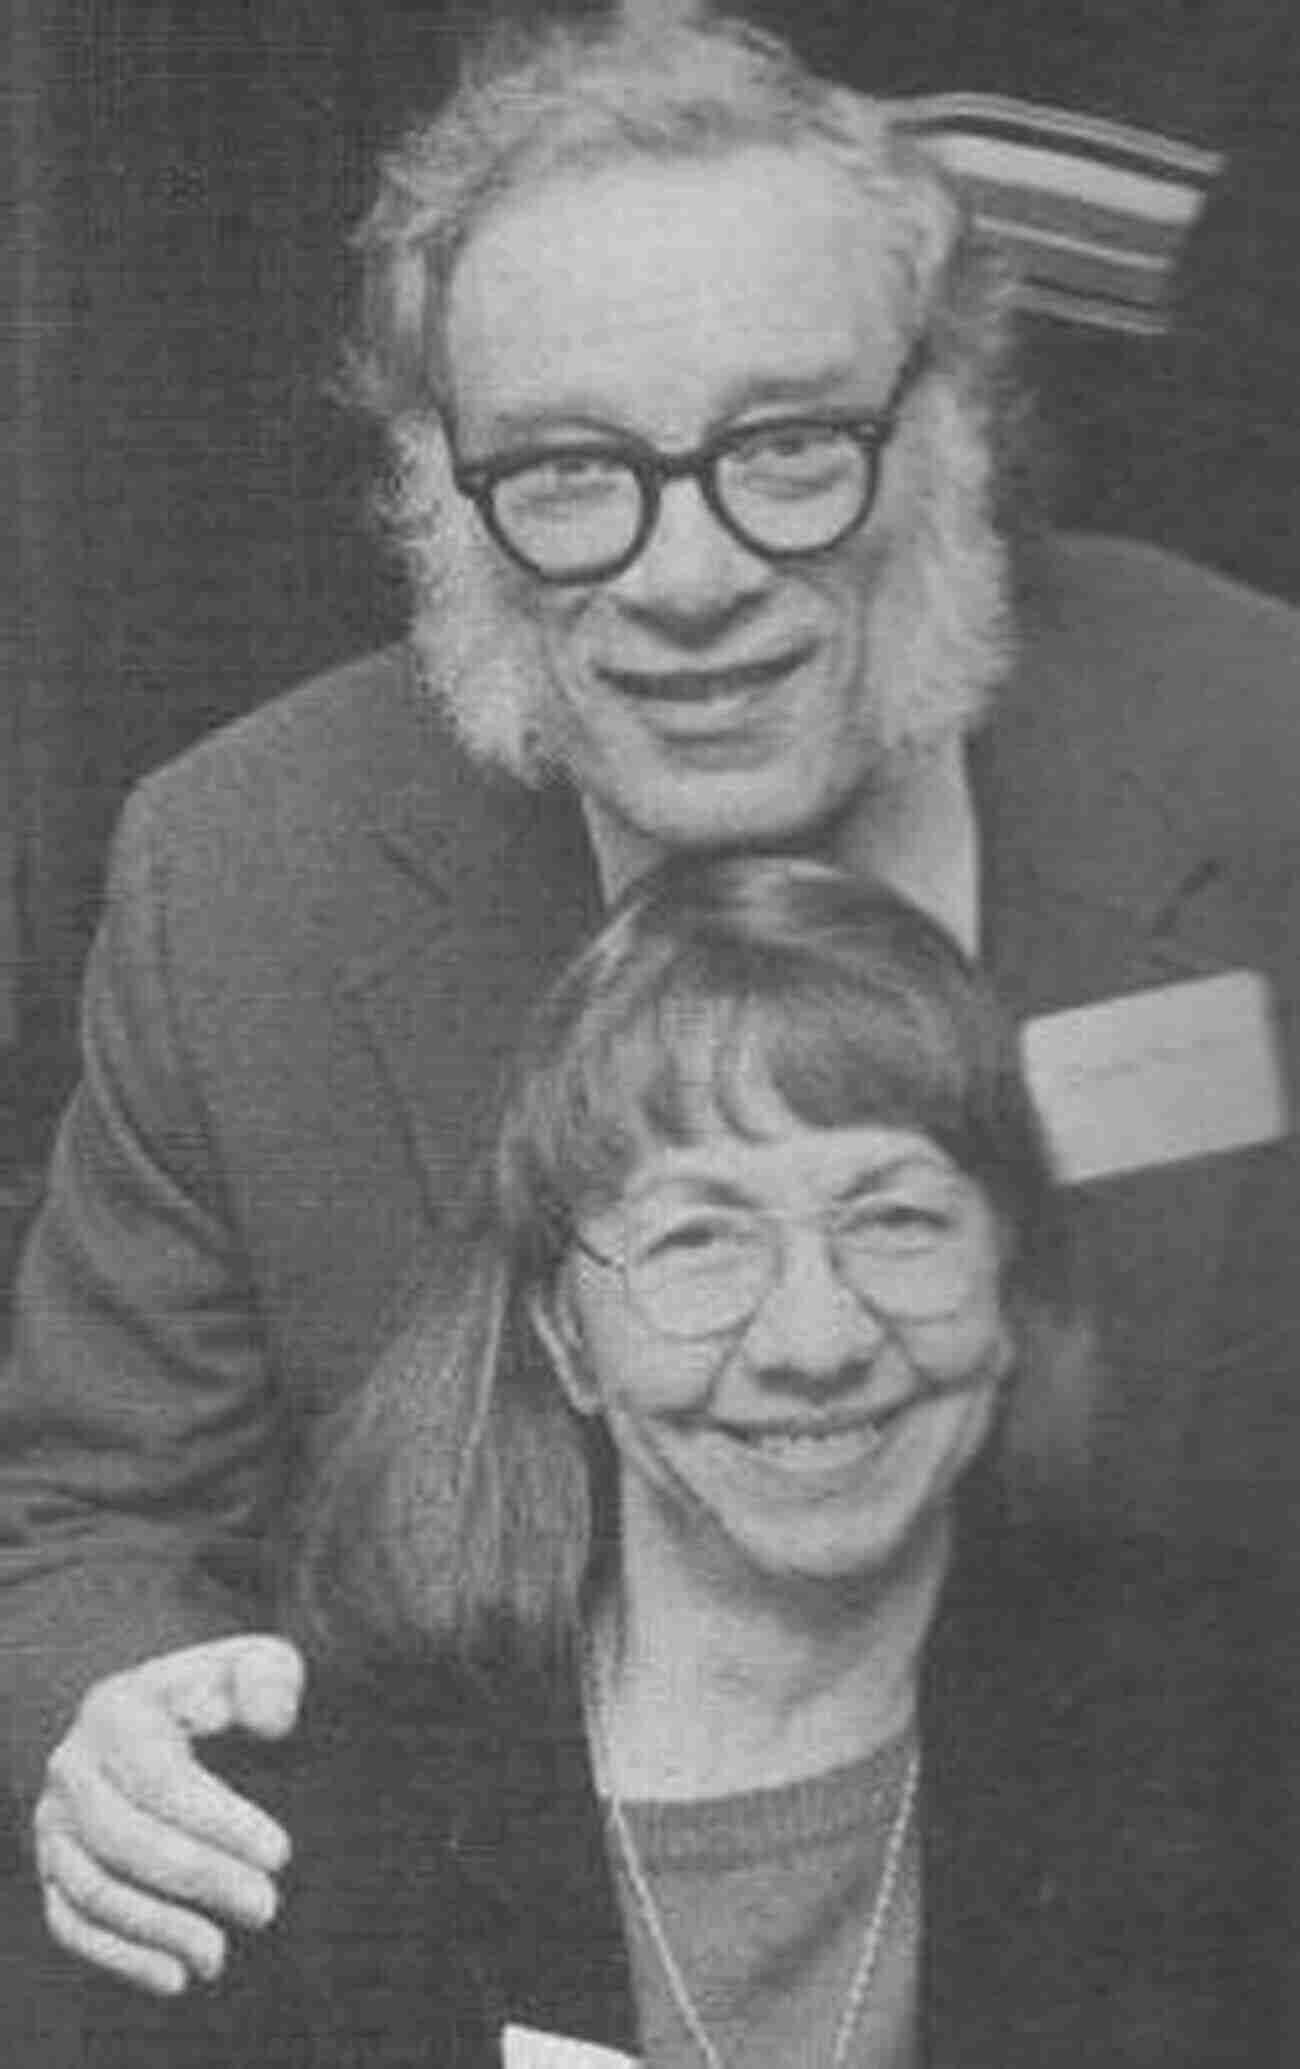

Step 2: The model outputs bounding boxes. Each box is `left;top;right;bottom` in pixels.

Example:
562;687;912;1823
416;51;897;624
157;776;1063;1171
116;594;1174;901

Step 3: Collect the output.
75;1512;1286;2068
5;534;1300;1826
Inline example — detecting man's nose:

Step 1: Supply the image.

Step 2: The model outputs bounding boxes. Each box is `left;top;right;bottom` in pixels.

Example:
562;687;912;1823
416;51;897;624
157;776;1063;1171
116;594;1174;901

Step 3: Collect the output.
741;1227;886;1384
613;477;771;624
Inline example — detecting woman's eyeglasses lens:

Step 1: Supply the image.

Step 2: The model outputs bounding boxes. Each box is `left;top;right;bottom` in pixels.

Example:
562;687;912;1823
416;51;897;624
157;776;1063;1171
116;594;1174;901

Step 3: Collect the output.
606;1194;983;1340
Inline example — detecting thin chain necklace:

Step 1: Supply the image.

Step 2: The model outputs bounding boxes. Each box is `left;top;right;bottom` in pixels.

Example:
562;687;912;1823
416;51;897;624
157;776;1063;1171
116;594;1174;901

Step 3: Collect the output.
584;1645;921;2069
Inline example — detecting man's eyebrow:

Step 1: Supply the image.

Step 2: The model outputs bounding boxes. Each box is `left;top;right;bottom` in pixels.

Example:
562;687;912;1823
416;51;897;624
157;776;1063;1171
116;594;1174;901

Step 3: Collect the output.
463;364;882;451
464;405;625;448
719;366;885;418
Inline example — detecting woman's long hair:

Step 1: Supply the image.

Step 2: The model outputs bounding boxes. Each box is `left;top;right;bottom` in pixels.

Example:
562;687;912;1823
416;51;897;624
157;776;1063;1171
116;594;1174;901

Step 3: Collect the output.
287;856;1088;1678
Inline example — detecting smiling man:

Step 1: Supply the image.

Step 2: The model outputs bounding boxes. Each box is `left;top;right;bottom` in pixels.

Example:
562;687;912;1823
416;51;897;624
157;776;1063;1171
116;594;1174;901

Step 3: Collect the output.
6;7;1300;2030
425;142;997;884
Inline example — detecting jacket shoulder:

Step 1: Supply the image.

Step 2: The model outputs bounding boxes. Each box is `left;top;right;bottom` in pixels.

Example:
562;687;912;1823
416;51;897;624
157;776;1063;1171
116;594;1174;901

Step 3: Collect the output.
1021;531;1300;852
129;645;483;853
1039;532;1300;654
102;645;591;996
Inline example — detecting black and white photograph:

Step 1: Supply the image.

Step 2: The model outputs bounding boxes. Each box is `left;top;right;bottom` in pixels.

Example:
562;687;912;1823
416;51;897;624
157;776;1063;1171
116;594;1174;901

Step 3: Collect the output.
4;3;1300;2061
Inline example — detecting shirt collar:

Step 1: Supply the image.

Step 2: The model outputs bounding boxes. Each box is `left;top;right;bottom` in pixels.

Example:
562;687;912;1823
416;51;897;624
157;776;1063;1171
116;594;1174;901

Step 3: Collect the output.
580;732;980;957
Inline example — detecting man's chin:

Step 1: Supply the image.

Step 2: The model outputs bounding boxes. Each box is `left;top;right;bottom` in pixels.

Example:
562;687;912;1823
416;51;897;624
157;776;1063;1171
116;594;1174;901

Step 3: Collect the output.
591;780;872;864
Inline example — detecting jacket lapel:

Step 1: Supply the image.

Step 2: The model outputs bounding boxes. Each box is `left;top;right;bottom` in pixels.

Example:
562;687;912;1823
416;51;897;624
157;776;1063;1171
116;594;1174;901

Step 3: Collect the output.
442;1671;640;2060
340;763;601;1224
270;1668;637;2069
919;1511;1079;2069
974;576;1275;1533
975;554;1248;1021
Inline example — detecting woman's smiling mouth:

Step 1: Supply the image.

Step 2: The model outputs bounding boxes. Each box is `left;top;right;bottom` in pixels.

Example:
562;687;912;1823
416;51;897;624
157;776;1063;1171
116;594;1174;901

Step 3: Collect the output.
716;1406;911;1476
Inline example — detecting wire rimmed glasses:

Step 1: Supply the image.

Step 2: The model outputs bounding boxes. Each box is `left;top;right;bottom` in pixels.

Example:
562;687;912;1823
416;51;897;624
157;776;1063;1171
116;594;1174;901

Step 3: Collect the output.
451;339;929;585
575;1173;995;1342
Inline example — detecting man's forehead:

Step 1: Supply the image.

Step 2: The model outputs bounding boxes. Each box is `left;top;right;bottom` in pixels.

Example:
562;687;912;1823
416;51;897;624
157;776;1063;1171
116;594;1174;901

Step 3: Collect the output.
443;146;908;438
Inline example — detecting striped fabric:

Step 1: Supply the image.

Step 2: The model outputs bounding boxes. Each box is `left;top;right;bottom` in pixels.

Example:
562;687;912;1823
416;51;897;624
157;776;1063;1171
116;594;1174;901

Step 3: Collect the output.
896;94;1223;335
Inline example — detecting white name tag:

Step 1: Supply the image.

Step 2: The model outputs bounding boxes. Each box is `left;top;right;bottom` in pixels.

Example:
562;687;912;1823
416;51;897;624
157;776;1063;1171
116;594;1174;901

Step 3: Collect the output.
501;2025;641;2069
1022;971;1289;1184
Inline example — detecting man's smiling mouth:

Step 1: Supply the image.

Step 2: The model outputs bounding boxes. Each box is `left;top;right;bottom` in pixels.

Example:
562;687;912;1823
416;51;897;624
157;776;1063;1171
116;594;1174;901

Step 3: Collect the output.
598;647;812;706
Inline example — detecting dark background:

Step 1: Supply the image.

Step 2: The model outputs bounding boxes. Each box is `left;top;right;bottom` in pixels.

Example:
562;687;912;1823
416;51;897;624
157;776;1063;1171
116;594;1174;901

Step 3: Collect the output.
5;0;541;1174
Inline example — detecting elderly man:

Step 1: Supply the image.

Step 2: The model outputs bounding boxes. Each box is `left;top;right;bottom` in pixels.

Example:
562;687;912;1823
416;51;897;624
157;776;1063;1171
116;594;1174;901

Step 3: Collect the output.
6;8;1299;2016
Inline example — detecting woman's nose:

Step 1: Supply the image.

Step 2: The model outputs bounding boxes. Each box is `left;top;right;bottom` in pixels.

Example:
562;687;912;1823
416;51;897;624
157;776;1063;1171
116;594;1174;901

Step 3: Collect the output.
741;1227;886;1382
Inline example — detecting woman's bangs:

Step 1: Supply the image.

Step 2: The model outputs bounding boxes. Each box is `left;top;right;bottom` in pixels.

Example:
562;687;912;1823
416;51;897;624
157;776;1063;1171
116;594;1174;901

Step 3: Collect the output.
504;991;696;1227
550;990;753;1185
537;970;980;1193
722;978;975;1144
507;925;1005;1246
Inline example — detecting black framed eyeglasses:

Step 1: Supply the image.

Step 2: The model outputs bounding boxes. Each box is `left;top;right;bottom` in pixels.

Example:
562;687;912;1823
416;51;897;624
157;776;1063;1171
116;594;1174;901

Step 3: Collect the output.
451;338;929;585
574;1172;993;1343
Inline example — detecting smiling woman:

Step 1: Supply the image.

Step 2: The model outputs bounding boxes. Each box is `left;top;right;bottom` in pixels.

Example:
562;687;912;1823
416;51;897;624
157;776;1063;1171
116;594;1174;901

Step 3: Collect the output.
71;852;1283;2068
545;1102;1010;1642
280;851;1074;2066
288;850;1074;1683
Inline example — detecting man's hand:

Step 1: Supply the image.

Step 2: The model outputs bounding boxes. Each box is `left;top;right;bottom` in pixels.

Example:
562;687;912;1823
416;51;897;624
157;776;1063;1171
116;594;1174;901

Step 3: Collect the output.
33;1634;304;1997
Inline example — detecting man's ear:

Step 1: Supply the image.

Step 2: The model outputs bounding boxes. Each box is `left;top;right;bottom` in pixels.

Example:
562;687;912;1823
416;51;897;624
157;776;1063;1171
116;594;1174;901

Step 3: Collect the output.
526;1276;602;1418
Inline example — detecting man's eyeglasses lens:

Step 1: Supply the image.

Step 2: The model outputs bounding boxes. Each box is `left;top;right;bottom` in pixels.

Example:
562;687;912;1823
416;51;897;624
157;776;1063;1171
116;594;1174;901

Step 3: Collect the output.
454;337;927;582
486;422;878;580
587;1191;987;1340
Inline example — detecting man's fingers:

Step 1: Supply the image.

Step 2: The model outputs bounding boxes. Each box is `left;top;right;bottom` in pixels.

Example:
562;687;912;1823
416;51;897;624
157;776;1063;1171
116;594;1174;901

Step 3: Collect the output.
228;1636;305;1737
43;1880;191;2000
39;1825;228;1984
35;1638;302;1988
39;1759;279;1928
64;1689;291;1873
138;1635;305;1742
115;1746;291;1876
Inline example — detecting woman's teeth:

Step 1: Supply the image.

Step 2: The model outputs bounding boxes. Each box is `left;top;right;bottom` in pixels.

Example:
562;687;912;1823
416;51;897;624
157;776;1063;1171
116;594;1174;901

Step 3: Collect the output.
736;1418;894;1468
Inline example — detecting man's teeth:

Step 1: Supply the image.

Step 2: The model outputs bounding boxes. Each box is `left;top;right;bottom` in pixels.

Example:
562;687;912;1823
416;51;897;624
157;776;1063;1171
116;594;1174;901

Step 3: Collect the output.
633;672;758;701
611;655;797;701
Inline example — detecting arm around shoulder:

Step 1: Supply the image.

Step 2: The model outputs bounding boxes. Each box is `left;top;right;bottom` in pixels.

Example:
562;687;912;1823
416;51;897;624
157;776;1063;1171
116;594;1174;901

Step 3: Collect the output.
0;778;280;1823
